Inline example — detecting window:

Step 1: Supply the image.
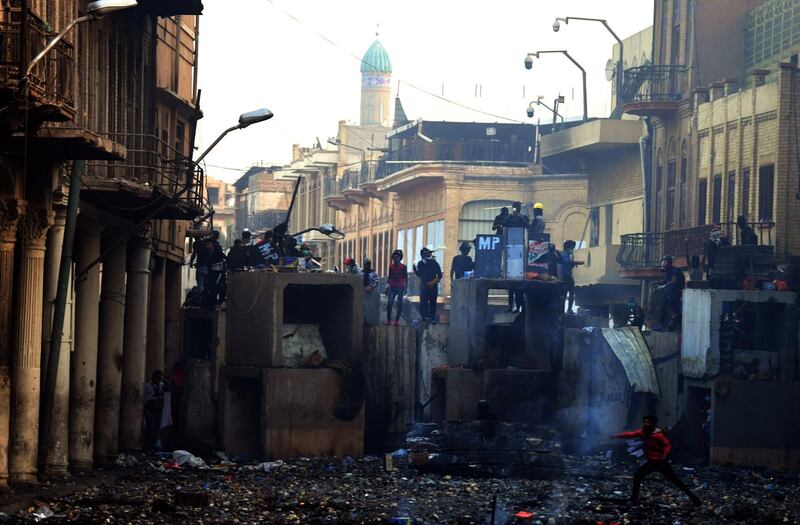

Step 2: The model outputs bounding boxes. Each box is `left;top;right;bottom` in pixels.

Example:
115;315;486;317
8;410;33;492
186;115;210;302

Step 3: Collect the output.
758;164;774;221
660;0;669;63
679;140;688;227
712;175;722;224
655;149;663;231
741;169;750;219
698;179;708;225
726;171;736;221
666;140;677;230
176;121;186;157
207;187;220;205
426;220;445;281
589;207;600;247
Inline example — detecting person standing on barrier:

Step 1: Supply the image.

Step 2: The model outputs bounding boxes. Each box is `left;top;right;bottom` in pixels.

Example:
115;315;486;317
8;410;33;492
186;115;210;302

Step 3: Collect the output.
414;247;442;324
386;249;408;326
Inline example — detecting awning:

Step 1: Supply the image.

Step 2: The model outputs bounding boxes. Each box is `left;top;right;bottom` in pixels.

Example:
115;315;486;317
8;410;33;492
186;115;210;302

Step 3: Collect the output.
601;327;660;396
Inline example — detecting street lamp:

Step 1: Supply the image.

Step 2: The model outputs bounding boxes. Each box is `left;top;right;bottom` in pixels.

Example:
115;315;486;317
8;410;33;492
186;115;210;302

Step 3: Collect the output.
524;50;587;123
23;0;138;84
526;97;566;128
291;223;346;240
195;108;274;163
553;16;624;118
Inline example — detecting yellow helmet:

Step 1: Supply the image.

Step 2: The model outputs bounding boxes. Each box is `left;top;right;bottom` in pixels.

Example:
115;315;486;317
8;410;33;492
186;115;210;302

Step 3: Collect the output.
533;202;544;210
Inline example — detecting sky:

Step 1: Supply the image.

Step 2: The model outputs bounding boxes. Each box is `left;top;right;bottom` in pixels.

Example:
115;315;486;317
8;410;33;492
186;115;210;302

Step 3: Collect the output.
194;0;654;183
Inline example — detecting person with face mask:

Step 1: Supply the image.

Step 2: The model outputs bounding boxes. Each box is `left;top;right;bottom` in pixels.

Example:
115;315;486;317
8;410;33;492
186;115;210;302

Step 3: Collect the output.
343;257;362;275
386;249;408;325
450;242;474;282
492;207;509;237
558;240;584;314
614;415;701;506
655;255;685;330
413;247;443;324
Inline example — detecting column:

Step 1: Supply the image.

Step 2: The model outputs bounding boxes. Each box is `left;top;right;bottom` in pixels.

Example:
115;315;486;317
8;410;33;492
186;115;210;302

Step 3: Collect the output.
146;256;165;378
9;207;54;484
119;234;151;450
68;219;103;470
93;235;126;464
164;260;183;377
39;206;72;476
0;199;23;487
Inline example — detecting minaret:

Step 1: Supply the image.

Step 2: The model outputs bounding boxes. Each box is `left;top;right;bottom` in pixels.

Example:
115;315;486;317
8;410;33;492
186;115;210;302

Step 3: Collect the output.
360;33;392;126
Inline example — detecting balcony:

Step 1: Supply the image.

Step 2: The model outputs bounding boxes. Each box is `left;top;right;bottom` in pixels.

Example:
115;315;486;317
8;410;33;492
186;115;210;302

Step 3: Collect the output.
0;11;76;122
323;175;350;212
620;65;688;116
616;221;775;278
81;133;209;221
340;169;369;206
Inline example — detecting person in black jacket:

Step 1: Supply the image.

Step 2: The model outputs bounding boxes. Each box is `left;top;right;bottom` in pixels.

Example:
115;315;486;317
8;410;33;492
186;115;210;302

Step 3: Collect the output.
450;242;474;281
205;231;226;308
227;239;249;271
414;247;443;324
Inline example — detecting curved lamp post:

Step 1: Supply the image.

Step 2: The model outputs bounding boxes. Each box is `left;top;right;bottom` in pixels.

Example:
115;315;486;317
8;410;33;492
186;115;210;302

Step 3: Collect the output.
524;50;587;123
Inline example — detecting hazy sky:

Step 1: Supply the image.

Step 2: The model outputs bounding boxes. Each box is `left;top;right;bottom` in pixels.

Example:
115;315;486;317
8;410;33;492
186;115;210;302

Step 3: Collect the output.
195;0;653;183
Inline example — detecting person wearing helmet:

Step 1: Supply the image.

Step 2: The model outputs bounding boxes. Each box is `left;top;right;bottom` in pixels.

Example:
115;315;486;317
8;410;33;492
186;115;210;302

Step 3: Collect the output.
558;240;584;314
655;255;685;330
626;296;645;328
450;242;474;282
414;247;443;324
529;202;545;241
362;258;378;292
386;249;408;325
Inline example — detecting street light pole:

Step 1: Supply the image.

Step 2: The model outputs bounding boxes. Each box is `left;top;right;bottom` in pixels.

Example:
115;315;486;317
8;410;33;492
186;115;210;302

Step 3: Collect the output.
525;50;588;123
554;16;624;118
526;97;566;128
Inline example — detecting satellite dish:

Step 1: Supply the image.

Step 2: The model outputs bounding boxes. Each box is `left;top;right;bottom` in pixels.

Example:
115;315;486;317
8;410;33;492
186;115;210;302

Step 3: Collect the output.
605;59;615;81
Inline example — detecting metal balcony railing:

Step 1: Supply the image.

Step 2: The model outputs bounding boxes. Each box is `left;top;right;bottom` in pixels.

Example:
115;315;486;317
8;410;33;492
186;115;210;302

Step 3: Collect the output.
374;139;533;180
617;221;775;269
86;132;209;216
0;11;75;116
621;65;688;105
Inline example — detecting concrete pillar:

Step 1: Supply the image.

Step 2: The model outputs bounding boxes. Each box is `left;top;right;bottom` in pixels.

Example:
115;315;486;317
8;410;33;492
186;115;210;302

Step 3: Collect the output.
68;219;103;471
0;199;24;487
119;235;151;450
93;236;126;464
164;260;183;376
39;207;72;476
146;256;165;378
9;207;54;484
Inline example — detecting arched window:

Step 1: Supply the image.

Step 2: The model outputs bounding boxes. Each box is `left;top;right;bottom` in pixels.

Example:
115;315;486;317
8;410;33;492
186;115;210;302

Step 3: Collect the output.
667;139;677;230
655;148;664;231
679;140;688;227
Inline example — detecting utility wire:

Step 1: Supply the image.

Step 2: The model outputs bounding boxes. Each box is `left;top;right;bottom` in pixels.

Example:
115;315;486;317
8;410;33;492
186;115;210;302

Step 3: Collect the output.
264;0;524;124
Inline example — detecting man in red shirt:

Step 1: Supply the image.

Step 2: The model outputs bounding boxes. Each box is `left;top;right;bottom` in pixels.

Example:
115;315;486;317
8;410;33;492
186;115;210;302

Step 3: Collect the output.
614;415;700;505
386;249;408;326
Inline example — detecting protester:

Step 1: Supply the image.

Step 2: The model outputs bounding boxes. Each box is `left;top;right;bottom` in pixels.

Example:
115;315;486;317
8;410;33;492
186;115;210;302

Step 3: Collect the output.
257;231;279;267
502;201;530;228
227;239;248;271
189;233;210;291
343;257;362;275
362;258;378;292
737;215;758;245
558;240;584;314
386;249;408;326
613;415;701;506
477;399;498;421
655;255;685;330
626;296;645;328
492;207;509;237
143;370;166;452
529;202;545;241
205;231;226;308
414;247;442;324
450;242;474;281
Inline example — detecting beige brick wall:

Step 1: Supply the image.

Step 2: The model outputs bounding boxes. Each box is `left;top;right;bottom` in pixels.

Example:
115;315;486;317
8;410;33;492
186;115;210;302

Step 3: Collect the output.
586;148;642;207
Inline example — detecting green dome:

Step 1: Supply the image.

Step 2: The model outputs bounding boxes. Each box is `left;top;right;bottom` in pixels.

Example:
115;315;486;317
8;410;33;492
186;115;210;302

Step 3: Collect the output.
360;39;392;74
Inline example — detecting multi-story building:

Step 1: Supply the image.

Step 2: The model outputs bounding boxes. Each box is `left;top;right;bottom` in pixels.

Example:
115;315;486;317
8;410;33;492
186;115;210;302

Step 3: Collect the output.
205;175;235;247
232;165;293;236
284;144;338;267
0;1;205;484
618;0;800;272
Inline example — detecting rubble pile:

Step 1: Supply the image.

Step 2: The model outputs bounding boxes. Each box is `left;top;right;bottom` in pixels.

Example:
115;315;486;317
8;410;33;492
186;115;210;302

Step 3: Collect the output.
3;452;799;524
406;422;563;479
